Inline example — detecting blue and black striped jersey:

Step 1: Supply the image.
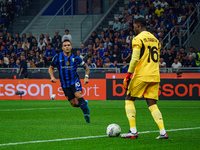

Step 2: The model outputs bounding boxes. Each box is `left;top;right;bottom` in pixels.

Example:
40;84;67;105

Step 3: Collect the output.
50;53;85;88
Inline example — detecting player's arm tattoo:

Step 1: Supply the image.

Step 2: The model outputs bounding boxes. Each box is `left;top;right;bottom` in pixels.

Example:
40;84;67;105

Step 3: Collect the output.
82;64;89;76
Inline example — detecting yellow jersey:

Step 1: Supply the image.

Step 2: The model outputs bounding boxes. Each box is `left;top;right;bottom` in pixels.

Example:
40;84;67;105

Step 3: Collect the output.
131;31;161;82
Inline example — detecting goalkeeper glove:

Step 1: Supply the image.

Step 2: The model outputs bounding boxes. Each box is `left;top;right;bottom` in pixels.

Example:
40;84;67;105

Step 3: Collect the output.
123;72;132;90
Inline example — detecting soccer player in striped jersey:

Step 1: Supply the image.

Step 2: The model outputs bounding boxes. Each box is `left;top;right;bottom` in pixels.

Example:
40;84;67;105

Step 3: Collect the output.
121;18;168;139
48;39;91;123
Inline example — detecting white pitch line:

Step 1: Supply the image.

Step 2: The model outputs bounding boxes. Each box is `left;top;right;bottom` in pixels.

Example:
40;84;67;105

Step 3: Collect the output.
0;127;200;147
0;107;66;111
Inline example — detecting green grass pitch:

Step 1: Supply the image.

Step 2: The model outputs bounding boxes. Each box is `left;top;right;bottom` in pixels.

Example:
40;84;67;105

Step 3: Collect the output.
0;100;200;150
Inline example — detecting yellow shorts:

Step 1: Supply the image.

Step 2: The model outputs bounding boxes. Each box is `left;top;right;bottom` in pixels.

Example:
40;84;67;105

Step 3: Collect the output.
127;78;159;100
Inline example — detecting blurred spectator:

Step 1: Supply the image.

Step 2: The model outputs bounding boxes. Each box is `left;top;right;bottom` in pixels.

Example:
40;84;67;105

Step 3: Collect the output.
9;58;18;68
187;47;196;58
15;44;24;58
37;38;46;50
14;33;21;42
102;51;111;64
44;33;52;44
90;31;99;43
153;0;161;8
159;57;166;68
27;33;35;44
104;57;111;68
126;30;134;44
19;55;27;79
97;43;106;58
183;55;196;67
21;33;26;43
159;57;166;73
155;5;164;17
44;45;56;66
76;50;83;60
112;45;120;62
27;50;34;61
2;7;9;29
124;4;131;14
0;12;5;30
134;11;144;19
79;44;87;55
92;54;99;64
54;38;62;51
104;37;112;48
106;25;114;35
165;50;174;67
29;38;37;50
99;30;107;43
22;39;30;49
29;59;35;68
172;58;182;69
118;30;126;43
62;29;72;42
0;45;7;56
109;60;120;68
87;58;96;68
36;58;44;68
161;0;168;8
93;38;100;51
121;60;128;73
52;30;61;44
176;69;182;77
33;51;41;66
87;37;95;48
125;12;133;25
37;34;45;43
96;60;103;68
121;44;131;63
140;4;147;16
0;58;8;68
112;17;121;32
121;18;129;31
83;50;93;63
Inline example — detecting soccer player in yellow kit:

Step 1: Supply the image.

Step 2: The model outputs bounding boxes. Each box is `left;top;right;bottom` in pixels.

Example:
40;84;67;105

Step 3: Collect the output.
121;18;168;139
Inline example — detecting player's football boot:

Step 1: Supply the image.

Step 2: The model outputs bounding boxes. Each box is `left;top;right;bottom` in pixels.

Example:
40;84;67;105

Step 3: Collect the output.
85;100;90;114
156;133;168;139
121;131;138;139
84;114;90;123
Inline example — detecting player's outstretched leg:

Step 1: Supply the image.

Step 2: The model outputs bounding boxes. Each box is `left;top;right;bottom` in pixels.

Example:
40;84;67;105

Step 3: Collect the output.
121;97;138;139
147;99;168;139
78;97;90;123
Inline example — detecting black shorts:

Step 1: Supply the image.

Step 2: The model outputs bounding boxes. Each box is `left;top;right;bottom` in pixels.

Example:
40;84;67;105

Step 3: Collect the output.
62;80;82;101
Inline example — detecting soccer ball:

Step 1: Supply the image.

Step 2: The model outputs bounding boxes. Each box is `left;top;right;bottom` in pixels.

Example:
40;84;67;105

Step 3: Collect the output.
50;94;56;100
106;124;121;137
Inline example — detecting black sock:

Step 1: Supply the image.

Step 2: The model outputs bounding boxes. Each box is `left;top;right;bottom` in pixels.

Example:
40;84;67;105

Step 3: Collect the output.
78;98;88;114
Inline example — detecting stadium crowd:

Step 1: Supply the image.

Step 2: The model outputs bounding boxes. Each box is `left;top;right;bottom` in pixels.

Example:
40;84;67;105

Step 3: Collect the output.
0;0;200;73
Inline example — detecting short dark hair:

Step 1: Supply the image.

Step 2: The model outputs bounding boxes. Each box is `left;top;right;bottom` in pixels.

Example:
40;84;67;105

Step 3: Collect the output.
65;29;69;32
63;39;71;44
134;17;147;27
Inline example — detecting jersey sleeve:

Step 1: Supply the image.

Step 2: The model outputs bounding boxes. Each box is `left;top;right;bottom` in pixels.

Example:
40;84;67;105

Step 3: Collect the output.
128;37;142;73
77;56;85;67
50;54;58;67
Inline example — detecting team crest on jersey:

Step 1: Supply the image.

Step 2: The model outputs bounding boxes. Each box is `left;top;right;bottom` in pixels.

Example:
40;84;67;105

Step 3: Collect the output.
66;61;70;65
72;58;75;62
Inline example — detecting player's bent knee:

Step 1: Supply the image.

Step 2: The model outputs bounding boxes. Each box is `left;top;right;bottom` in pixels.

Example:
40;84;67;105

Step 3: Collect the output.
69;99;79;107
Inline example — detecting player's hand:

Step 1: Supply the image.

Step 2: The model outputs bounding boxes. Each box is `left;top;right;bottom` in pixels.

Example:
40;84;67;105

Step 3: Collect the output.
84;77;89;85
51;77;57;83
123;72;132;90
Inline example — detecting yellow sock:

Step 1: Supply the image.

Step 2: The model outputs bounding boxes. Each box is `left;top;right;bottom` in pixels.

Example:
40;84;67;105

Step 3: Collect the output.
125;100;136;129
149;104;165;131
